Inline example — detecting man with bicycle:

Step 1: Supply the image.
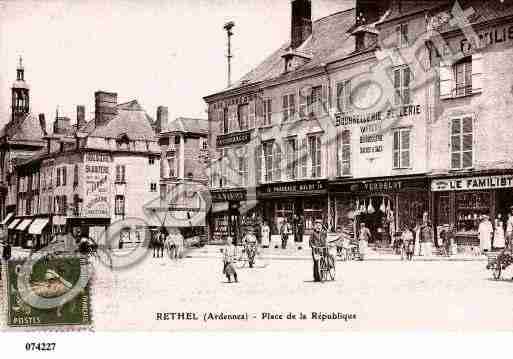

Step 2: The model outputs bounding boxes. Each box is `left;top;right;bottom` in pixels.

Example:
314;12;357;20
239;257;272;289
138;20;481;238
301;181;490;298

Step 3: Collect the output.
309;219;327;282
242;228;258;268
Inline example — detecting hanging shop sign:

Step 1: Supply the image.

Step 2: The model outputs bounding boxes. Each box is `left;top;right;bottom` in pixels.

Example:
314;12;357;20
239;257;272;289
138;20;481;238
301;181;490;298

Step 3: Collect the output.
210;189;247;203
216;130;252;147
335;105;422;127
83;151;111;218
331;177;428;193
257;180;327;198
431;175;513;192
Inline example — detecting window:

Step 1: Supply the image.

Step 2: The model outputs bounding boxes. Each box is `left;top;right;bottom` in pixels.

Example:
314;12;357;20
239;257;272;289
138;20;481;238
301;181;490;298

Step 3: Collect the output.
62;166;67;186
336;80;351;112
223;108;229;134
150;183;157;192
115;195;125;215
286;138;298;180
149;156;155;165
56;168;61;187
202;140;208;150
237;152;248;187
454;58;472;96
337;129;351;176
394;66;411;105
393;128;411;169
238;104;249;131
309;86;323;116
263;142;274;182
451;117;473;169
282;93;296;122
73;165;79;186
116;165;126;183
309;135;322;178
263;98;272;126
301;137;308;178
397;23;408;48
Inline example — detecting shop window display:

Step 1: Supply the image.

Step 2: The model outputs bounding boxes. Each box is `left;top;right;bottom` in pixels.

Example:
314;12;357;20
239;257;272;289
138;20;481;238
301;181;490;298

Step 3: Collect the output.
455;191;490;233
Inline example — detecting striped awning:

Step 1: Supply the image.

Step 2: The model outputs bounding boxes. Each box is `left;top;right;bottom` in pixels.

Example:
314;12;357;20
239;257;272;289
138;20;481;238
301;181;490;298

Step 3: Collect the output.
16;219;33;231
0;212;14;225
8;219;21;230
28;218;49;235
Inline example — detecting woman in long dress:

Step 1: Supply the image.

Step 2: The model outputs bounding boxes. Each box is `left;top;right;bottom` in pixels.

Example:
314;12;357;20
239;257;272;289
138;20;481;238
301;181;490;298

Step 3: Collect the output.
414;224;421;256
494;216;505;250
478;215;493;253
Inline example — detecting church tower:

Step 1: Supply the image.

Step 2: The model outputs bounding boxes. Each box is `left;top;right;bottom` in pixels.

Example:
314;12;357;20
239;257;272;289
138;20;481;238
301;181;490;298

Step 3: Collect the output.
11;56;30;123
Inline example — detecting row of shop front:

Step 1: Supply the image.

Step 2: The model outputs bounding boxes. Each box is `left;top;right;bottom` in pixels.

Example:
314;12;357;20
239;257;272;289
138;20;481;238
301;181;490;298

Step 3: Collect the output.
209;170;513;248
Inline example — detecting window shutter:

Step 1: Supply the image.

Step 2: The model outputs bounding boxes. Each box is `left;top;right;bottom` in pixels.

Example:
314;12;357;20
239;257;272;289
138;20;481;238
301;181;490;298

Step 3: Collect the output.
255;144;262;184
216;109;223;134
439;64;453;99
273;142;282;181
299;91;307;119
249;100;256;129
255;98;263;127
472;53;483;93
321;84;328;116
229;105;237;132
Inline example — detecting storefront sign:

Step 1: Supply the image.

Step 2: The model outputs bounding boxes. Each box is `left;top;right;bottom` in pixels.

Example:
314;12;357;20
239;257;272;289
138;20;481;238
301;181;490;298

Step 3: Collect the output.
335;105;422;127
331;177;428;193
84;152;111;218
211;189;247;202
431;175;513;192
460;24;513;53
257;180;327;197
216;130;251;147
212;94;258;110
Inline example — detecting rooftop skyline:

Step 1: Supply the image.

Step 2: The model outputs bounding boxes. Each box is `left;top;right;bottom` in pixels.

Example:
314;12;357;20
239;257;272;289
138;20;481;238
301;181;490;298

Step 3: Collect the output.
0;0;353;130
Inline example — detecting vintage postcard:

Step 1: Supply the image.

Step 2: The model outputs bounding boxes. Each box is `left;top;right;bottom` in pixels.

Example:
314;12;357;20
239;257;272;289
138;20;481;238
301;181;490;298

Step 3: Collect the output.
1;0;513;340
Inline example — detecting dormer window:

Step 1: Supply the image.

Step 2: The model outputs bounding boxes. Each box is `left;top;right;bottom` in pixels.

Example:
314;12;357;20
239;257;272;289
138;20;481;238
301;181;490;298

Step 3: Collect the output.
116;133;130;150
356;33;365;51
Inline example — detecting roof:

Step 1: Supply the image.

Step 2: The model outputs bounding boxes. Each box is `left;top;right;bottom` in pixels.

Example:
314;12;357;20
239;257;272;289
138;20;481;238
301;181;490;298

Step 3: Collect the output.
164;117;208;135
224;8;356;91
433;0;513;33
88;100;157;141
378;0;449;25
0;113;45;143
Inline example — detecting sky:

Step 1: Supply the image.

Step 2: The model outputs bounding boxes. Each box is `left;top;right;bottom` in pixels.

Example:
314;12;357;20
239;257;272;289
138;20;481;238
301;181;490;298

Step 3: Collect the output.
0;0;354;128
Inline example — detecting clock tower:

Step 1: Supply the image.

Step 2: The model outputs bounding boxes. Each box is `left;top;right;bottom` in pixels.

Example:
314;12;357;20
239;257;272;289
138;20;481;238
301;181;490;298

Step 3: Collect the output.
11;56;30;123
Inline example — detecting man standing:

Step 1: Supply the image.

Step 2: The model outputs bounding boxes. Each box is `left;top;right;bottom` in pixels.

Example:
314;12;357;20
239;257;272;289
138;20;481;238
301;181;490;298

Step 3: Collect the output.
222;237;238;283
419;219;434;257
358;222;371;261
309;220;326;282
280;219;290;250
261;221;270;248
506;208;513;249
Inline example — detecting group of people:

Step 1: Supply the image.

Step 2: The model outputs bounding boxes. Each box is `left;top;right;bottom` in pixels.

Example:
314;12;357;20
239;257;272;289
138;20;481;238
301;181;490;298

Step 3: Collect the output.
478;209;513;253
152;228;185;259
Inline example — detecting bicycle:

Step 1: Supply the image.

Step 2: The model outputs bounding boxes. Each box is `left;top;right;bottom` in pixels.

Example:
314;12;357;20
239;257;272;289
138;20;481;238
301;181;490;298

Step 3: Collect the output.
234;242;269;269
312;245;336;282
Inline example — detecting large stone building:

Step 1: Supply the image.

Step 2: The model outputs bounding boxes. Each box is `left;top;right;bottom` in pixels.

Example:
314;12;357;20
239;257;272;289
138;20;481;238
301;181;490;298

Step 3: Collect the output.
205;0;513;249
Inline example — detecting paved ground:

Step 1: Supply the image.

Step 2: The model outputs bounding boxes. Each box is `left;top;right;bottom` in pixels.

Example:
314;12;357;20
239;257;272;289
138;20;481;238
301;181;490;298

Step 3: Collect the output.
88;253;512;331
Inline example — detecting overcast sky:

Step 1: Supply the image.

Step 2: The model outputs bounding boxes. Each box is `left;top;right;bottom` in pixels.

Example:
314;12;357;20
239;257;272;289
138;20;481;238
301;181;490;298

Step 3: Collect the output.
0;0;353;128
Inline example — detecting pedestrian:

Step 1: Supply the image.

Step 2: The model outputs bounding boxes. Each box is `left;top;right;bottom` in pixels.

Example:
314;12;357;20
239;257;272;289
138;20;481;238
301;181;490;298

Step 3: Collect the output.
494;215;505;251
261;221;270;248
309;220;326;282
407;237;415;261
505;209;513;249
297;216;304;244
400;225;413;261
358;222;371;261
478;215;493;253
222;237;238;283
414;223;421;256
2;240;11;261
420;218;434;257
280;219;290;250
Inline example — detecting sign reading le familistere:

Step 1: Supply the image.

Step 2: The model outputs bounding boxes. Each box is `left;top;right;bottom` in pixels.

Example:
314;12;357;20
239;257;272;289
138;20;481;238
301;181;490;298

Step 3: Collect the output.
216;131;251;147
431;175;513;192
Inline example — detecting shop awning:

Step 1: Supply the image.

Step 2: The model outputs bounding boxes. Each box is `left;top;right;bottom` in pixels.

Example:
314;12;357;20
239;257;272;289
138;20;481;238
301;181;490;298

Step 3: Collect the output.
28;218;49;235
1;212;14;225
16;219;33;231
8;219;21;230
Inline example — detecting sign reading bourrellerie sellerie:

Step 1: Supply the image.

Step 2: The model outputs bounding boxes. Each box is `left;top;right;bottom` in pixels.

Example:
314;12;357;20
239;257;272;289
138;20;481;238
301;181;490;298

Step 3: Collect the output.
431;175;513;192
216;131;251;147
211;189;247;202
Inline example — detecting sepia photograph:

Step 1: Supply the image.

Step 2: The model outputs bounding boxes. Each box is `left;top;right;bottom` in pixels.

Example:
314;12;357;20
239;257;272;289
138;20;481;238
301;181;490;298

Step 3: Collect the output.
1;0;513;353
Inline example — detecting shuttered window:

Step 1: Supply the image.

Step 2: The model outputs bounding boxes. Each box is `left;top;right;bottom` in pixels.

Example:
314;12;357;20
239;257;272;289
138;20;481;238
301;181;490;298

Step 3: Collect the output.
336;80;351;112
455;58;472;96
282;94;296;122
238;104;249;131
286;138;298;180
263;142;274;182
393;129;411;169
309;135;322;178
263;98;272;126
337;129;351;176
451;117;473;169
397;23;408;48
394;66;411;105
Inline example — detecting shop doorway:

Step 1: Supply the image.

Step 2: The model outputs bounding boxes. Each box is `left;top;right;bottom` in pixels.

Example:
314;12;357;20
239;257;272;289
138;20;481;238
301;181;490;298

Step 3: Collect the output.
355;195;394;247
496;189;513;224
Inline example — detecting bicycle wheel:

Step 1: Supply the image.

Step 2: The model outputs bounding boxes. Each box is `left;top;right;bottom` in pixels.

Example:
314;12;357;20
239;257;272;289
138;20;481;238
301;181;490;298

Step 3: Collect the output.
320;257;327;282
492;263;502;280
327;256;336;281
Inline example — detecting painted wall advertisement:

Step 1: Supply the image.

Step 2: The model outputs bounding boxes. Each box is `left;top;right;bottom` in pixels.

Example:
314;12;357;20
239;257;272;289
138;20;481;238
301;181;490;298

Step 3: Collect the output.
83;152;111;218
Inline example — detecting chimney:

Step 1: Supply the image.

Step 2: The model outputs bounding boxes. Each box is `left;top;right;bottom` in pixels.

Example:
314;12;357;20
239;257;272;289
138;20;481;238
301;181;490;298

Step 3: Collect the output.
53;117;71;135
39;113;47;136
76;105;86;129
291;0;312;49
356;0;392;25
94;91;118;127
156;106;168;133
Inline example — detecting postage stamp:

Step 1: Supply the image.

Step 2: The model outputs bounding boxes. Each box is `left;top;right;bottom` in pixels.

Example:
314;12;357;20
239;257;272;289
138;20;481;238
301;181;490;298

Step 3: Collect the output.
6;255;92;328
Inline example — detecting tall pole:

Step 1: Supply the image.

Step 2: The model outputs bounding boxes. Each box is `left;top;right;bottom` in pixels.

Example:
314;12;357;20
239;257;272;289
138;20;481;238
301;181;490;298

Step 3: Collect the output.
224;21;235;88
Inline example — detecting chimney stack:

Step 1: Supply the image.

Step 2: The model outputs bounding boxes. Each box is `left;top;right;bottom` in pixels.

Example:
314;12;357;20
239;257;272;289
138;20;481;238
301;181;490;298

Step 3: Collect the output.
291;0;312;49
39;113;47;136
53;117;71;135
76;105;86;129
94;91;118;127
156;106;168;133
